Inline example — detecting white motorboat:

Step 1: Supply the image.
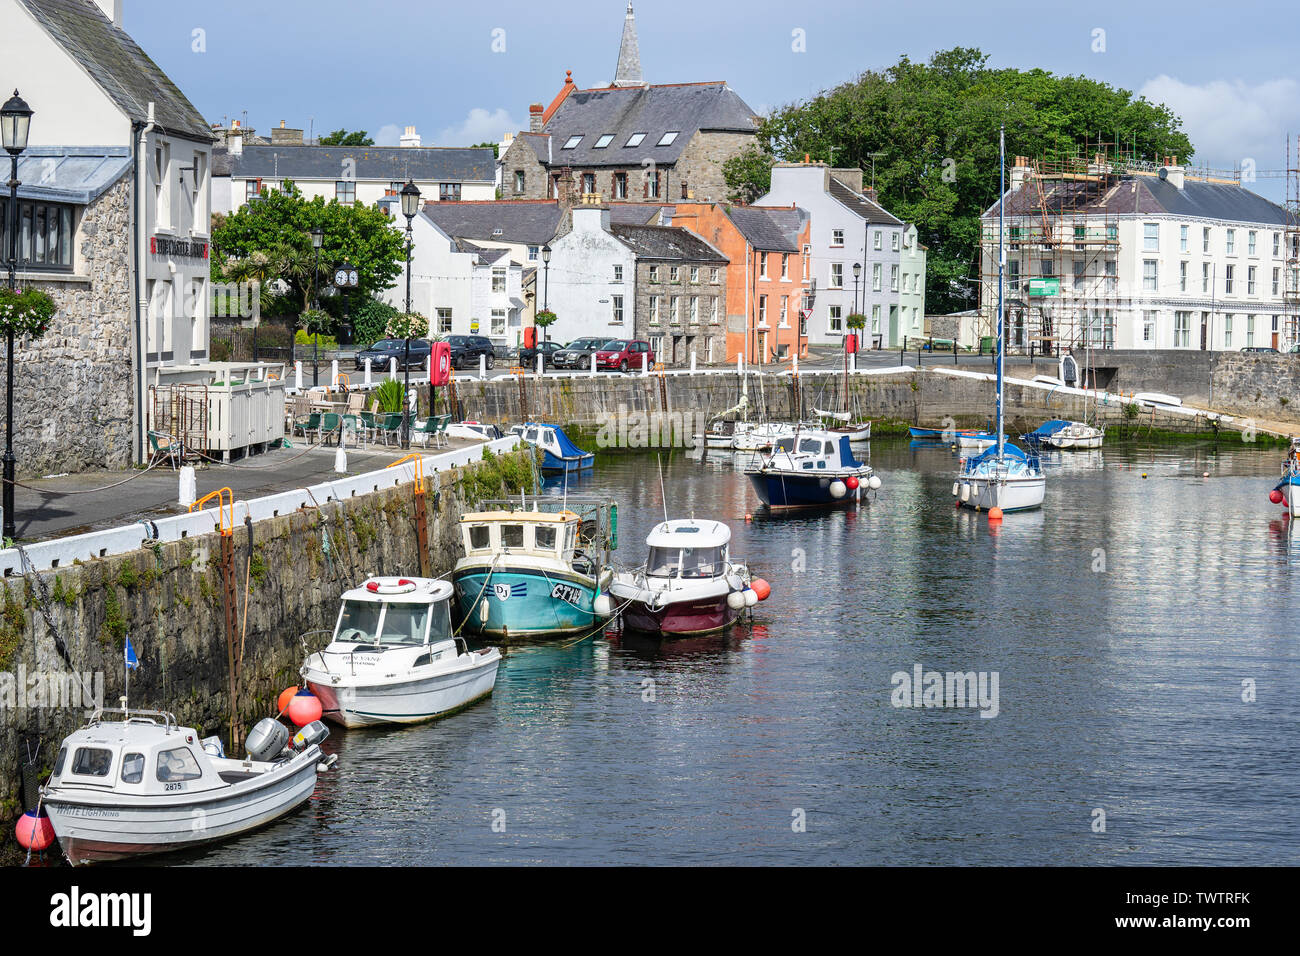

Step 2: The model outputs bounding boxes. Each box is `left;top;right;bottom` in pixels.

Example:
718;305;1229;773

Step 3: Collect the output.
952;125;1045;514
1040;421;1104;449
301;576;501;727
41;707;335;865
445;421;503;441
609;519;767;636
955;431;1007;451
731;421;796;451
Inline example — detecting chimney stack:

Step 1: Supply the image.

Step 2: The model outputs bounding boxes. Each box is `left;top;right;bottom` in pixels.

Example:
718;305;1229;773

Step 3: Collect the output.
94;0;123;27
1009;156;1032;191
400;125;422;148
529;104;545;133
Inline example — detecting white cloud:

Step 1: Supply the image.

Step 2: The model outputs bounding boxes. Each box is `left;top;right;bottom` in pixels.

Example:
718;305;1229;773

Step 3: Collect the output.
1139;75;1299;171
433;107;521;147
374;124;402;147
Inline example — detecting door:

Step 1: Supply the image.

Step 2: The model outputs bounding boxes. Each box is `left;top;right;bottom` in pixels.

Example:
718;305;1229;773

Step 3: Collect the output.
1201;312;1208;350
756;331;767;363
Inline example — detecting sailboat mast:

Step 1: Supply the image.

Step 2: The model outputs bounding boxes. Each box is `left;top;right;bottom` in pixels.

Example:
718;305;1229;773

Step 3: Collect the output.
996;124;1006;460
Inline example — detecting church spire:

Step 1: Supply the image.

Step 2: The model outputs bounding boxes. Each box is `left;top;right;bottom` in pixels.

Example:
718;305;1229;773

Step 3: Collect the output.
613;3;646;88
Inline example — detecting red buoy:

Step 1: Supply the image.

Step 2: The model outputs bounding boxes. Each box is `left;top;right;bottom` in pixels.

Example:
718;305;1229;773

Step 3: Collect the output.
845;476;860;491
15;808;55;852
750;578;771;601
988;507;1004;521
277;686;299;717
288;688;323;726
1269;489;1285;505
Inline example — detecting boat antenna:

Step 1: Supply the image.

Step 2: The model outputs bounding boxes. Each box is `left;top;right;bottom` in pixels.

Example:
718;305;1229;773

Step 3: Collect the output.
996;123;1006;462
657;454;669;524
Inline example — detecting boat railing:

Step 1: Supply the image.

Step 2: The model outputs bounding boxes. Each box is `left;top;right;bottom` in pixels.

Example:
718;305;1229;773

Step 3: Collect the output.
88;707;178;731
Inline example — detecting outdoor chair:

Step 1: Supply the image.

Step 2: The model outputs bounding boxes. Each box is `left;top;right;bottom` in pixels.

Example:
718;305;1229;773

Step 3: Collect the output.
147;430;181;470
293;412;321;442
377;413;404;446
317;412;342;446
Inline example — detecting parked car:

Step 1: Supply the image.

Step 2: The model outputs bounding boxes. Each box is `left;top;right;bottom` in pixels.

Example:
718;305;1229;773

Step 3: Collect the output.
355;337;432;372
518;340;565;368
551;337;613;369
594;339;654;373
446;335;496;369
1241;346;1280;353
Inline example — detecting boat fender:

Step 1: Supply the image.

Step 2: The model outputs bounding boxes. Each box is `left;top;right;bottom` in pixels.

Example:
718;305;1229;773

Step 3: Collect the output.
750;578;771;601
288;688;323;727
829;480;847;499
845;476;860;491
593;593;614;617
960;483;971;503
743;588;759;608
867;475;882;491
15;807;55;852
1270;489;1284;504
952;482;960;497
727;590;746;610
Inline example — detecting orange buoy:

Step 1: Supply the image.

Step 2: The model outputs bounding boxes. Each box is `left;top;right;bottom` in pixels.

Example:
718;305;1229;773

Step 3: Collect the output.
277;686;299;717
750;578;771;601
287;688;323;726
744;513;753;522
988;507;1004;521
15;808;55;852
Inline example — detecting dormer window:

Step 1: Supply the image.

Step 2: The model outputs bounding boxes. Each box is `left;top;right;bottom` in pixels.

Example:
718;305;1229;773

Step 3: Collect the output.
594;134;614;149
625;133;646;148
492;228;504;237
656;131;679;147
563;135;583;149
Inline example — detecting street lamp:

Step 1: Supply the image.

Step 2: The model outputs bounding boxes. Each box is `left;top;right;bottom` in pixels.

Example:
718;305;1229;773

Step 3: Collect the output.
399;180;420;448
541;243;552;349
309;225;323;385
2;90;33;542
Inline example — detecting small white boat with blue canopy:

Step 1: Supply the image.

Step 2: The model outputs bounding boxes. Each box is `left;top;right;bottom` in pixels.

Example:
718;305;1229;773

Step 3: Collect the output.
41;707;335;865
745;428;881;508
301;576;501;728
953;125;1046;514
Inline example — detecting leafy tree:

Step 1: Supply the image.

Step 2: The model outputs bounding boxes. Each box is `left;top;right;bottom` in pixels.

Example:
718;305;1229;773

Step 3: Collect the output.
471;141;501;159
722;144;776;204
727;48;1193;312
351;298;399;348
211;182;406;335
319;129;374;146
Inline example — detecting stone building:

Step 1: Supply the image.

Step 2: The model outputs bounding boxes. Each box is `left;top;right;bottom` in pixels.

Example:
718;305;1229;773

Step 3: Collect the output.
498;4;757;207
2;0;216;476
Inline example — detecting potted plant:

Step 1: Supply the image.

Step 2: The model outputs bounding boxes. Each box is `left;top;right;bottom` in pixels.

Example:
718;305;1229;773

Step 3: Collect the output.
0;287;57;339
845;312;867;350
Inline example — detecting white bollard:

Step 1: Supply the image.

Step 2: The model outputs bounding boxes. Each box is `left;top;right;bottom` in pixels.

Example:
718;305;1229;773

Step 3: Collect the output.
426;354;433;384
642;351;649;376
257;362;265;382
389;357;398;380
537;353;544;377
178;466;196;507
736;354;743;376
851;351;857;373
331;359;339;389
364;358;372;388
792;353;798;376
479;354;486;380
334;446;347;474
690;353;697;373
590;353;597;378
294;361;303;391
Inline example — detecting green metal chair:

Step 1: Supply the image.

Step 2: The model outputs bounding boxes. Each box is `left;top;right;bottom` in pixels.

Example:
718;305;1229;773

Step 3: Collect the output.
318;412;342;446
378;412;404;446
293;412;321;442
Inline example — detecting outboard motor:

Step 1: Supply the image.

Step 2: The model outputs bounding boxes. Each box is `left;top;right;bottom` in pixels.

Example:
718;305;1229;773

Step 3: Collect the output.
245;718;290;762
292;720;330;751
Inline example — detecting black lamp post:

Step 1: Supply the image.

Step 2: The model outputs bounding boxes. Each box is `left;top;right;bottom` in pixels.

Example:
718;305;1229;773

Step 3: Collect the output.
309;225;323;386
540;243;551;349
2;90;33;542
852;261;862;316
399;179;420;448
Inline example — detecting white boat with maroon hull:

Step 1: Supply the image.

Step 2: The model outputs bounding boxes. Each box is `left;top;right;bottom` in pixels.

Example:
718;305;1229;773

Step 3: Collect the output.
41;708;334;865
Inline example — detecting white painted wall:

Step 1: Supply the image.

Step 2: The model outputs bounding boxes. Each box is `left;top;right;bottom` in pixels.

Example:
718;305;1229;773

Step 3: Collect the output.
217;177;495;215
543;207;637;343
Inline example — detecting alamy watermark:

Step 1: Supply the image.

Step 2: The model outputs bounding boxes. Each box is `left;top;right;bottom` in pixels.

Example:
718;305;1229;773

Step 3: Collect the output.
593;404;709;450
890;664;1000;718
0;666;103;710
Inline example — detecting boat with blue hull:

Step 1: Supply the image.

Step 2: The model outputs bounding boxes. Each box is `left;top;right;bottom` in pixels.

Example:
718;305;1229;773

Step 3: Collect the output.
744;430;880;508
452;499;617;639
510;423;594;473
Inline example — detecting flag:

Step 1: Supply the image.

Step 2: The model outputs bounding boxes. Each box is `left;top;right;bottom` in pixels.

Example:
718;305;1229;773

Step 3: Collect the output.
124;637;139;671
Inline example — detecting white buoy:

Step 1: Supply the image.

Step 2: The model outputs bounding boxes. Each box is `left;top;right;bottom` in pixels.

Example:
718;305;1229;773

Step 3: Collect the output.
334;446;347;474
960;483;971;502
727;591;745;610
829;480;847;499
593;593;613;617
479;599;490;622
867;475;882;491
952;482;960;497
743;589;759;607
178;466;196;507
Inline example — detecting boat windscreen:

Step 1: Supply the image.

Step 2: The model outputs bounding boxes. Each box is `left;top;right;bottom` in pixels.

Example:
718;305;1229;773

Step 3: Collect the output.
798;438;823;454
680;546;726;578
377;603;430;646
429;602;453;642
775;437;796;453
336;599;383;644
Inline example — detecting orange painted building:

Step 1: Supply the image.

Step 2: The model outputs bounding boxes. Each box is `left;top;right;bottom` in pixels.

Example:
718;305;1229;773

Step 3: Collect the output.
668;202;812;364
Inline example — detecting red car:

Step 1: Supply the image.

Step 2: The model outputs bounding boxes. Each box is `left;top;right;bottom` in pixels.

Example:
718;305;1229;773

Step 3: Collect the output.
595;339;654;372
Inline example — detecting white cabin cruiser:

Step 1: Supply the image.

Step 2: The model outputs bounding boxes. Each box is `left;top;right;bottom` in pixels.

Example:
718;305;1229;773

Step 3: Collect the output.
41;708;335;865
301;576;501;728
609;519;767;636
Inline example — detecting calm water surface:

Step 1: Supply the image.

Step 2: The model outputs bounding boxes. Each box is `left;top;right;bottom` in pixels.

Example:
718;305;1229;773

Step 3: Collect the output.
194;438;1300;866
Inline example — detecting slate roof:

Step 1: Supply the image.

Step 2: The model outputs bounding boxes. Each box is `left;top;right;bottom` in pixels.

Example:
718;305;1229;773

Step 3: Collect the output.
610;224;728;263
608;203;673;225
226;145;495;183
421;201;562;245
989;175;1291;226
543;82;756;167
18;0;214;142
723;206;801;252
827;179;904;225
14;146;131;203
454;240;512;265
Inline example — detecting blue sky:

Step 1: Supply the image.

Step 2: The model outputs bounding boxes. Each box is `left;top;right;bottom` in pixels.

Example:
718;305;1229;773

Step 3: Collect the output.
127;0;1299;198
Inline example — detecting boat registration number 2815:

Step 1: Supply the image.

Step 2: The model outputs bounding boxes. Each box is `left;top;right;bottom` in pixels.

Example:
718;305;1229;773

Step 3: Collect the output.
550;583;584;605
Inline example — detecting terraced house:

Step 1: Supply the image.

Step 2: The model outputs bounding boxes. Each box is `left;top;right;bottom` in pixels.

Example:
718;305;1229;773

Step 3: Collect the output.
499;4;757;207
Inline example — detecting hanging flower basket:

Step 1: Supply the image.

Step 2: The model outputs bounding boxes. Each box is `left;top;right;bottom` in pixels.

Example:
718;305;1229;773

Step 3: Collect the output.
0;287;57;338
300;307;332;336
534;309;558;328
387;311;429;340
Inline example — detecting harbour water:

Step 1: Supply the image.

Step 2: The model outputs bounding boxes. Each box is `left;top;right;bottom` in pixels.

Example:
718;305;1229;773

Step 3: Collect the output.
193;438;1299;866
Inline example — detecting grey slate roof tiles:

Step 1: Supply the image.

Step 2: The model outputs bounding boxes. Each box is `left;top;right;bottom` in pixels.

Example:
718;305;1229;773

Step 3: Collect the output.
827;179;904;225
19;0;214;142
723;205;801;252
227;145;495;184
990;175;1290;226
421;201;563;246
610;223;728;262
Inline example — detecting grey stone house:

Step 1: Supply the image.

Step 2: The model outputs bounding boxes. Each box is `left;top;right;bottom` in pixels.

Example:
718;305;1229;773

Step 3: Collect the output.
498;4;757;207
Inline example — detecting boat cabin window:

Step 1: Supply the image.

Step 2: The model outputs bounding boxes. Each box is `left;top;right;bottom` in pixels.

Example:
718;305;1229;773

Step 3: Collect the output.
336;599;384;644
53;746;66;777
797;438;823;455
681;546;726;578
501;524;524;549
469;525;491;551
775;437;796;453
156;747;203;782
525;428;540;443
564;525;576;553
72;747;113;777
535;525;557;550
120;752;145;784
377;603;431;646
429;603;453;642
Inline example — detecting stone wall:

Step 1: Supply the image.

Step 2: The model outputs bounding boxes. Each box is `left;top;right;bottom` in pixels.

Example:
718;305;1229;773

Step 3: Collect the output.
12;176;135;476
677;130;752;204
633;260;727;362
499;136;546;201
1210;353;1300;422
0;446;535;827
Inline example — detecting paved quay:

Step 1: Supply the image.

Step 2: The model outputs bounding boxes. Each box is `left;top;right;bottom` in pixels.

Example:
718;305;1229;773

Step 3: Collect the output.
9;439;482;544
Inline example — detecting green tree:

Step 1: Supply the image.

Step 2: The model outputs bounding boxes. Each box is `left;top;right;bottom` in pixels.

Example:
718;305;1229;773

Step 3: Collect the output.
722;144;776;204
728;48;1193;313
211;181;406;335
319;129;374;146
471;141;501;159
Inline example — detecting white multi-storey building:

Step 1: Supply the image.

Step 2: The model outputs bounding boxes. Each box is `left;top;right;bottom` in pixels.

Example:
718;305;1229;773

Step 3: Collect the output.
757;162;925;348
983;157;1295;353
